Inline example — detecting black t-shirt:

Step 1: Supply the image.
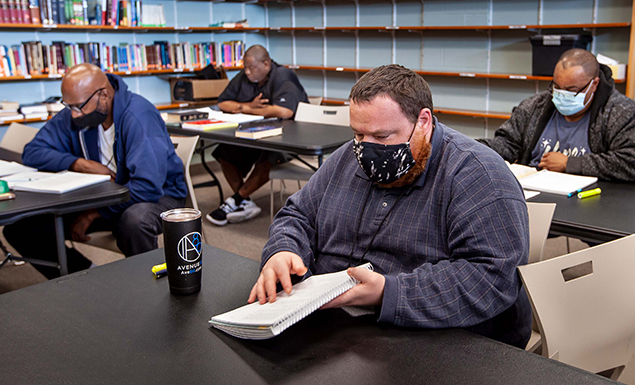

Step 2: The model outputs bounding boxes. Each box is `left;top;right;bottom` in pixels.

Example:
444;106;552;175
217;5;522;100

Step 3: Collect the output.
218;61;309;116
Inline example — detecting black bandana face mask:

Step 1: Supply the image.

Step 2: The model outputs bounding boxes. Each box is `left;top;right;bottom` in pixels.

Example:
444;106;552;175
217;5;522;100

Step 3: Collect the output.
352;123;417;184
72;96;108;129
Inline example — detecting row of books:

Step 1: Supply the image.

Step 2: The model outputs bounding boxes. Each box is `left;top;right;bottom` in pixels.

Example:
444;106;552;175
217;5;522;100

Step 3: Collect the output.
219;40;244;68
0;0;165;27
0;40;244;77
0;99;62;122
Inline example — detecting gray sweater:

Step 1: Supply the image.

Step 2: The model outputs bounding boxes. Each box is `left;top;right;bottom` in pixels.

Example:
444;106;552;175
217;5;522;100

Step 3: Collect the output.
478;65;635;182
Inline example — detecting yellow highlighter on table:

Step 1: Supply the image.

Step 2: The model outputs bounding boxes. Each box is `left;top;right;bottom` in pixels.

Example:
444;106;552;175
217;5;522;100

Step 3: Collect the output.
152;263;167;278
578;188;601;199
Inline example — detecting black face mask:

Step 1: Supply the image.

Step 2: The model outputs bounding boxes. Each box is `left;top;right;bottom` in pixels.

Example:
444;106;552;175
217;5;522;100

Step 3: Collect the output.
352;123;417;184
72;97;108;129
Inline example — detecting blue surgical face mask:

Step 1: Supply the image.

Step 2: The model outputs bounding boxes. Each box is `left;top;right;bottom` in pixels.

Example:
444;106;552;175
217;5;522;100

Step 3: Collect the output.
552;79;594;116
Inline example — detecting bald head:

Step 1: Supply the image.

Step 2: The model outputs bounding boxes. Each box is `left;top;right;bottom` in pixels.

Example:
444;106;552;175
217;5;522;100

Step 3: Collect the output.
61;63;111;105
244;45;271;64
557;49;600;78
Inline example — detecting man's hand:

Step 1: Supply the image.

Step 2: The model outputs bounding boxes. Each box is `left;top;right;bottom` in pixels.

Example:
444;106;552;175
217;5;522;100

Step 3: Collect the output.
321;267;385;309
248;251;308;304
70;158;115;181
249;93;269;109
71;209;101;242
539;152;568;173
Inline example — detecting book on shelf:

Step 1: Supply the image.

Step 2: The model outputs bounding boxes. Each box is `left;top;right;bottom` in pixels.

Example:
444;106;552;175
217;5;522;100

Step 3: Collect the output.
506;162;598;196
209;263;373;340
2;170;110;193
163;109;209;123
218;40;244;67
0;40;217;77
19;102;47;114
209;19;249;28
235;125;282;139
0;101;20;111
181;119;239;131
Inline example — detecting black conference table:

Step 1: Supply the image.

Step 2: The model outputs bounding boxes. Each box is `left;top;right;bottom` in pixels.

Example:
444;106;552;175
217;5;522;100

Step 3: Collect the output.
0;182;129;275
0;244;618;384
167;119;353;167
528;181;635;244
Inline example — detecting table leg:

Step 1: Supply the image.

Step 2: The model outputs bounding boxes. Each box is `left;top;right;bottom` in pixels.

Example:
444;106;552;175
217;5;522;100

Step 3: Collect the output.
54;214;68;276
318;155;323;167
194;140;224;206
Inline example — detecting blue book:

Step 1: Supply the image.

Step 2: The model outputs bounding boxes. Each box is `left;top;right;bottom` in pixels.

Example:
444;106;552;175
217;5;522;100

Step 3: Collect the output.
235;125;283;139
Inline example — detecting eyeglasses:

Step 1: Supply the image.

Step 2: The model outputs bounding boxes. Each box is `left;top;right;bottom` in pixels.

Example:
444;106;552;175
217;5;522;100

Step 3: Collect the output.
62;88;105;114
548;78;594;97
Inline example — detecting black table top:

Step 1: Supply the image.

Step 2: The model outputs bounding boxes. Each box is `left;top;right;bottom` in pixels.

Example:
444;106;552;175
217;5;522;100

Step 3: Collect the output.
0;245;616;385
0;182;130;226
167;120;353;156
528;181;635;243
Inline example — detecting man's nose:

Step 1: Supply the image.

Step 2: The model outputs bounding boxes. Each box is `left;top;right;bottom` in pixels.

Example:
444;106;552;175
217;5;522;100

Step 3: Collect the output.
70;110;83;119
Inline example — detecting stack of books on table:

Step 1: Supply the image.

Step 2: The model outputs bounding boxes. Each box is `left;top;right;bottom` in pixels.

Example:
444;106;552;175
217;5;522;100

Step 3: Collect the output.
180;109;265;131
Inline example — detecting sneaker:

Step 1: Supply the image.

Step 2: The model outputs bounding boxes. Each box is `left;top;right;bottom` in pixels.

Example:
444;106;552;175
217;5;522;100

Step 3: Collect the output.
206;197;239;226
226;198;262;223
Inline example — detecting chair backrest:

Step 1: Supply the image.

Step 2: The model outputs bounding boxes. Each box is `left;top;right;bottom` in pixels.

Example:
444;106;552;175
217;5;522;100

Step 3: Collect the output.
518;233;635;380
295;102;350;127
0;122;39;154
526;202;556;264
307;96;323;106
170;135;199;210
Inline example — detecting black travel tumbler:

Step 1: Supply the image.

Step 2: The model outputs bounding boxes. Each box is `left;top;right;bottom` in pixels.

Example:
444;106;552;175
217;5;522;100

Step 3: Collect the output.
160;208;203;295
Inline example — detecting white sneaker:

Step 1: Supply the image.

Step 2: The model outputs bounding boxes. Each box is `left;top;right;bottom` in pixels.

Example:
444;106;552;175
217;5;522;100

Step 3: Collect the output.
226;199;262;223
206;197;239;226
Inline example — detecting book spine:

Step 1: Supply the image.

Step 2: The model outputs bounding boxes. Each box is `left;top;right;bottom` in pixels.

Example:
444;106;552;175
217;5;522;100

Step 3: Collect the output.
0;0;9;23
28;0;39;23
50;0;57;24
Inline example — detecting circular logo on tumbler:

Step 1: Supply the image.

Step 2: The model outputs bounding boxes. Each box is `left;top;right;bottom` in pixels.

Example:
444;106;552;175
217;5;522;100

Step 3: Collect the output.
177;232;202;262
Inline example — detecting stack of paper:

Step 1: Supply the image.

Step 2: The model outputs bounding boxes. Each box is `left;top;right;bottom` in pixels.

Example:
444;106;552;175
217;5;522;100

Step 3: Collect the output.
3;171;111;194
0;160;36;177
210;263;372;340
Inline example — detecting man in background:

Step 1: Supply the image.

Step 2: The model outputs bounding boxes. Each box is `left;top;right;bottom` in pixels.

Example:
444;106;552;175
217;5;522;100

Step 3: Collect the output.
208;44;308;226
4;63;187;279
248;65;532;348
478;48;635;181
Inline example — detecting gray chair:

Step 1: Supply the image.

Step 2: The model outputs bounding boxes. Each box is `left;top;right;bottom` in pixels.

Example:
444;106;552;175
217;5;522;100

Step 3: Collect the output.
0;122;39;162
518;234;635;381
269;102;350;219
82;135;204;253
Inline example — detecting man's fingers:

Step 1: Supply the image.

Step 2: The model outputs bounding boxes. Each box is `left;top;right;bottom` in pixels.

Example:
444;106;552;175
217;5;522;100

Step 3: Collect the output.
259;99;269;104
276;265;293;294
321;289;354;309
248;283;258;303
289;255;308;276
255;275;268;304
263;268;279;303
347;266;373;282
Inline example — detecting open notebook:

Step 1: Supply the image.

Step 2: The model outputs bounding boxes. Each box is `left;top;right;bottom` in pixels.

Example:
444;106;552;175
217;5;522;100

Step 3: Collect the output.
3;171;111;194
209;263;373;340
506;163;598;196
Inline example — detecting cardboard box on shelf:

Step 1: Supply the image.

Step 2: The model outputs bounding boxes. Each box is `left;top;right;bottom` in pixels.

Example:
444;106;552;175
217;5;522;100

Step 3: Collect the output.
167;66;230;104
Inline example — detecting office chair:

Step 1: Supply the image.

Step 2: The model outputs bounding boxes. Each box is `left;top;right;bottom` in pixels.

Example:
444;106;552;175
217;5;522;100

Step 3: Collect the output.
518;233;635;381
269;102;350;220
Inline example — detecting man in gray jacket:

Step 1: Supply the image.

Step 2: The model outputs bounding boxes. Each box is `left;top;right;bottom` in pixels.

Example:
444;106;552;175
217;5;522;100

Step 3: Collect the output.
478;49;635;182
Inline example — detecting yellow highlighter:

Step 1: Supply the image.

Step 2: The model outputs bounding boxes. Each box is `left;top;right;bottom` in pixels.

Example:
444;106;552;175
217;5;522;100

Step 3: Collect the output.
152;263;167;278
578;188;601;199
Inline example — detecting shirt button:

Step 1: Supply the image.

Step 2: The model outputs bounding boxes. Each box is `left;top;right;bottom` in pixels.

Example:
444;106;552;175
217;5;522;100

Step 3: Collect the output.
382;202;388;208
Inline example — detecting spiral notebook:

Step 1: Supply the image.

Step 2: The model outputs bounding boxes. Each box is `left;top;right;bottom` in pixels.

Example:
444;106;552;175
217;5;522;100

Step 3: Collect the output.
209;263;373;340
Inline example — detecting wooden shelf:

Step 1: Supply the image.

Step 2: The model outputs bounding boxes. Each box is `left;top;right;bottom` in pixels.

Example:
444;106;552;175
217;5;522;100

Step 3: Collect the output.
0;23;263;33
320;98;511;120
289;65;627;83
155;101;217;110
0;22;628;34
0;66;243;82
0;115;50;126
271;22;630;32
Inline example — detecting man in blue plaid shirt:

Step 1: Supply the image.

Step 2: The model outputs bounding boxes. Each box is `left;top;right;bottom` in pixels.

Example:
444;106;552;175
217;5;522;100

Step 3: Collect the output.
248;64;532;348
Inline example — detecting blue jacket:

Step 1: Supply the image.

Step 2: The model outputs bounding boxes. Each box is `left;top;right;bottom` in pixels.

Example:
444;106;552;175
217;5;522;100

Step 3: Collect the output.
23;74;187;220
